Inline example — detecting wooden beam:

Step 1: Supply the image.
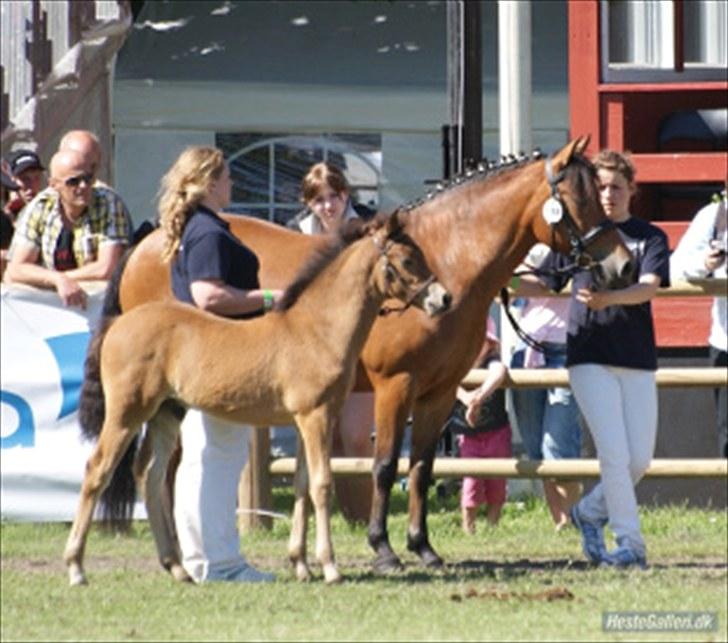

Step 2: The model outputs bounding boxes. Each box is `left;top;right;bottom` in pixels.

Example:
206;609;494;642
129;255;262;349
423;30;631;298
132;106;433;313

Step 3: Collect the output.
631;153;728;183
269;457;728;480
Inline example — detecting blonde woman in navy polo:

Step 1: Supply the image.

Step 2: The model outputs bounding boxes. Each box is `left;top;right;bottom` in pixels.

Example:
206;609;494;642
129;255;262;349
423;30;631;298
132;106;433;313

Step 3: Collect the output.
160;146;282;583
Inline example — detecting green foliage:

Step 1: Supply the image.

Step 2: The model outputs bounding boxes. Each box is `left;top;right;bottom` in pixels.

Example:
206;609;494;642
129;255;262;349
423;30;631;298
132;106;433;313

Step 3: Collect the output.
2;490;726;642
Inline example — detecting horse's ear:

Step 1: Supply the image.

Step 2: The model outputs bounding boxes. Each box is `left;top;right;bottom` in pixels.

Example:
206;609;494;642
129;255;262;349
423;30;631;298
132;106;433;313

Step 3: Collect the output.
551;136;590;171
574;134;590;155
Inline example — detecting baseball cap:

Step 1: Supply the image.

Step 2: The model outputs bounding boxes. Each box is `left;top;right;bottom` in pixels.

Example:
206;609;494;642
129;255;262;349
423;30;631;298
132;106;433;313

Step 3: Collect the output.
8;149;45;176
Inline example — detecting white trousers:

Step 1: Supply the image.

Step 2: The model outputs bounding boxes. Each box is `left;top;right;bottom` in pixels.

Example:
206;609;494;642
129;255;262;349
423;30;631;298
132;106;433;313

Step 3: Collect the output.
568;364;658;555
173;409;250;583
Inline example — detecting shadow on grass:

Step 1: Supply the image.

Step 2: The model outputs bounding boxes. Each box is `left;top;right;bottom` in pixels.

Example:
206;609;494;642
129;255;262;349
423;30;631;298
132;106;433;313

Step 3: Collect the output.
338;556;728;585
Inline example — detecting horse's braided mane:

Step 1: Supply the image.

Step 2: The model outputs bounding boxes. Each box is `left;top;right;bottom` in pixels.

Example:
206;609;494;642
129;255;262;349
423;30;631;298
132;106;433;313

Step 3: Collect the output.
274;212;390;312
401;149;545;213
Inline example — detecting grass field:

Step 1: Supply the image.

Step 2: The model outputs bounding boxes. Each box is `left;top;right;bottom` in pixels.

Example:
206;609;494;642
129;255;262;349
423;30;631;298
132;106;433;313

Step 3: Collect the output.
1;487;726;642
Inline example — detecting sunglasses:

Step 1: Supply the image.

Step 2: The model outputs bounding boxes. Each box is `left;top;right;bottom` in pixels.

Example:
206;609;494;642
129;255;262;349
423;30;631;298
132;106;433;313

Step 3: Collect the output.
64;173;94;187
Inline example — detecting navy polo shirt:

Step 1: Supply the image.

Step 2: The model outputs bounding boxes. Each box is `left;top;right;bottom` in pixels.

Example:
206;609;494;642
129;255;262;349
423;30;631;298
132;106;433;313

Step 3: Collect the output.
171;206;261;318
541;217;670;371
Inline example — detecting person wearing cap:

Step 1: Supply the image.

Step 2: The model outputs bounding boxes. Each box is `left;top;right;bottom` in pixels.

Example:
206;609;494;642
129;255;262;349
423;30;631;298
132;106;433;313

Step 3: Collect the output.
4;149;131;308
1;164;20;278
3;149;45;220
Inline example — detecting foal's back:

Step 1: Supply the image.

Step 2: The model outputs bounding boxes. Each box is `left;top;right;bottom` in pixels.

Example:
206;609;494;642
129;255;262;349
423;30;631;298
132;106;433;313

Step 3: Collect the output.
101;301;293;426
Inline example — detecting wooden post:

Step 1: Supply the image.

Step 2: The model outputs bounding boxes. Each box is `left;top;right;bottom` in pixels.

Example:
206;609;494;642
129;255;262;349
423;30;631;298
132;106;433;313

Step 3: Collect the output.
238;428;273;532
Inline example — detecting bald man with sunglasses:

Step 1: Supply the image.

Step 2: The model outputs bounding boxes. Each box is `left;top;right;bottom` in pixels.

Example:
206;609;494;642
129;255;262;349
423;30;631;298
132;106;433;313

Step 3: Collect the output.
4;150;131;308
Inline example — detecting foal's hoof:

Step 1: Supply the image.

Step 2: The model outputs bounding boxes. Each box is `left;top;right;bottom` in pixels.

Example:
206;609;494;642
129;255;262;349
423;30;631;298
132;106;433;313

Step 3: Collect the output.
68;569;88;587
323;564;342;584
294;561;312;583
170;564;193;583
372;552;403;575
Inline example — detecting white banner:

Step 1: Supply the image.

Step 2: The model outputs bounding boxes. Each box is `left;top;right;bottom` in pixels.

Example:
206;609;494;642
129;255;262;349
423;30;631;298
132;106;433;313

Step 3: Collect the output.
1;283;145;521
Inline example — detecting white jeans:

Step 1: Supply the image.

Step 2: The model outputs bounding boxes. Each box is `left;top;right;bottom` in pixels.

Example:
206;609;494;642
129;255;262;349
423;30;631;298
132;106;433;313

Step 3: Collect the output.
568;364;658;555
173;409;250;583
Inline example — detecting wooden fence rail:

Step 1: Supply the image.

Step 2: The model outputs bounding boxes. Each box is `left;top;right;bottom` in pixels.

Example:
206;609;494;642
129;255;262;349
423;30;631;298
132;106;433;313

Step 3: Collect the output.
269;457;728;480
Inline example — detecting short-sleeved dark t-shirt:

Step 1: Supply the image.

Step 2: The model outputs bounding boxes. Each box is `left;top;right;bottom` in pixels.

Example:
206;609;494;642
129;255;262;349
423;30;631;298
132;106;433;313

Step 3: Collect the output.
540;217;670;371
171;206;261;319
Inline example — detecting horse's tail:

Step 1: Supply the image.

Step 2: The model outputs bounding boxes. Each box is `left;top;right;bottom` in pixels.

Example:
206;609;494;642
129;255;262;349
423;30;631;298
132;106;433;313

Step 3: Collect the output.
78;246;139;531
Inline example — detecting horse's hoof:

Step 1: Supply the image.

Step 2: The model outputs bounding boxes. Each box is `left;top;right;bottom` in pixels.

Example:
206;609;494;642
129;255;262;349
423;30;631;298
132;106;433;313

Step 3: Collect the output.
372;553;403;575
323;565;342;584
422;552;444;568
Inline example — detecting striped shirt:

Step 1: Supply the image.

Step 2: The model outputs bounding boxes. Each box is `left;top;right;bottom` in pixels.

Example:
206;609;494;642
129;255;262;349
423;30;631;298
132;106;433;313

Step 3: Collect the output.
9;185;131;269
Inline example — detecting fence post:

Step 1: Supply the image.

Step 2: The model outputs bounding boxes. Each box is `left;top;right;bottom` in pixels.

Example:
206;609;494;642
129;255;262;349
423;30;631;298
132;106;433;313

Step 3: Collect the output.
238;427;273;532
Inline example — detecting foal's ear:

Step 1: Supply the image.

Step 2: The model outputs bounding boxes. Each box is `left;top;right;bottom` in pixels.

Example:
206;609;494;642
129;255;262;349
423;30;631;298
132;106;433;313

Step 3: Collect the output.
385;208;403;238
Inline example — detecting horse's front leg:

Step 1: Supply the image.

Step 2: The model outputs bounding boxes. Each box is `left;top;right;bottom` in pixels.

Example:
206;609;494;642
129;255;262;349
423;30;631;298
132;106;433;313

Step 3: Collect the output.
288;435;312;581
406;393;455;568
64;424;138;586
368;374;413;573
295;407;340;584
133;402;190;582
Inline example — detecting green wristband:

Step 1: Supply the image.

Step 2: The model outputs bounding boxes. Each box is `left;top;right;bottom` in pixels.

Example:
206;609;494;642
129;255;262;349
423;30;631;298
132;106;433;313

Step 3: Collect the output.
263;289;274;312
509;276;520;291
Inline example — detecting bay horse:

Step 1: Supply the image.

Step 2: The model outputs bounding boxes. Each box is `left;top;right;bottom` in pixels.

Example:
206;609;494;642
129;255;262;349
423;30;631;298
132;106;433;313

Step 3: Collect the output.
91;136;634;575
64;212;451;586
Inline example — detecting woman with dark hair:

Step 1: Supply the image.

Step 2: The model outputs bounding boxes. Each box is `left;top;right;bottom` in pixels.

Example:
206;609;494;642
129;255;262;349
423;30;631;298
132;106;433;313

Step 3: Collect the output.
287;161;375;523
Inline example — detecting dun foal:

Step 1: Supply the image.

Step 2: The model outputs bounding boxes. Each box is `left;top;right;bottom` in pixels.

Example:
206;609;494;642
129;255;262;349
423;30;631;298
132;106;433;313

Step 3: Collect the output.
64;213;450;586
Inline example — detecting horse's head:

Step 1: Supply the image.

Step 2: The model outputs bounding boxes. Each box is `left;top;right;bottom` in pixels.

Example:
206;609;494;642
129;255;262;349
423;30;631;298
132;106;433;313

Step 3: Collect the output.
369;211;451;316
533;136;635;290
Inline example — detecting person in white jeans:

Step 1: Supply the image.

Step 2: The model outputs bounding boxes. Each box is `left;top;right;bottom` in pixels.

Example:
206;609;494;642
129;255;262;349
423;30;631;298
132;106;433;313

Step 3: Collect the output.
568;365;657;556
537;150;670;568
174;412;255;582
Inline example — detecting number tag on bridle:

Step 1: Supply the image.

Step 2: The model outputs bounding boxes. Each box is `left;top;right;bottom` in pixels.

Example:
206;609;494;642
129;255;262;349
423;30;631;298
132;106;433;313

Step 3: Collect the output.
542;197;564;225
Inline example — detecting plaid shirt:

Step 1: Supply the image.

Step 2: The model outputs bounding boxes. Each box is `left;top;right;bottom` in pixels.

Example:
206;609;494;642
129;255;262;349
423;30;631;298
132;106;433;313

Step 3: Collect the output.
9;185;131;269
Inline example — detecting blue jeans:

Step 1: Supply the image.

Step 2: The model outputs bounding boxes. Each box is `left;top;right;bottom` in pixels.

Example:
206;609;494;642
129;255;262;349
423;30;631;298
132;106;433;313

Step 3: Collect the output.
510;343;582;460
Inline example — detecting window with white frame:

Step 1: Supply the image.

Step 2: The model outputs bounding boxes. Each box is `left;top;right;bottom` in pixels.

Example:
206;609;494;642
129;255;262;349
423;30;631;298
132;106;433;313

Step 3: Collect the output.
215;133;382;226
601;0;727;81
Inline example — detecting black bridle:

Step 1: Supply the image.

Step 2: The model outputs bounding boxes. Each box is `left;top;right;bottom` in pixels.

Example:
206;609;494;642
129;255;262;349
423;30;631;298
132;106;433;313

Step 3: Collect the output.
501;154;616;353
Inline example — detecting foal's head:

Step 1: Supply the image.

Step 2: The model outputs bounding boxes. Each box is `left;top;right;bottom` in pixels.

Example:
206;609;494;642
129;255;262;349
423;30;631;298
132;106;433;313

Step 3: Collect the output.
275;211;450;317
367;210;451;317
532;136;635;289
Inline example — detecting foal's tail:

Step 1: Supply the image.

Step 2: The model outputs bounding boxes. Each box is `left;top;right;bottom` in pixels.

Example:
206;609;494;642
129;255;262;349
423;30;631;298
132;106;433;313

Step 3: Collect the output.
78;246;138;530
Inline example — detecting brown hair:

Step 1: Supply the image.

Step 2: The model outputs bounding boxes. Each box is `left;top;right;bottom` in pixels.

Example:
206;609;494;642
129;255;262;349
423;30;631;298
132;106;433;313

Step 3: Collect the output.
593;149;636;185
300;162;350;204
158;146;225;262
